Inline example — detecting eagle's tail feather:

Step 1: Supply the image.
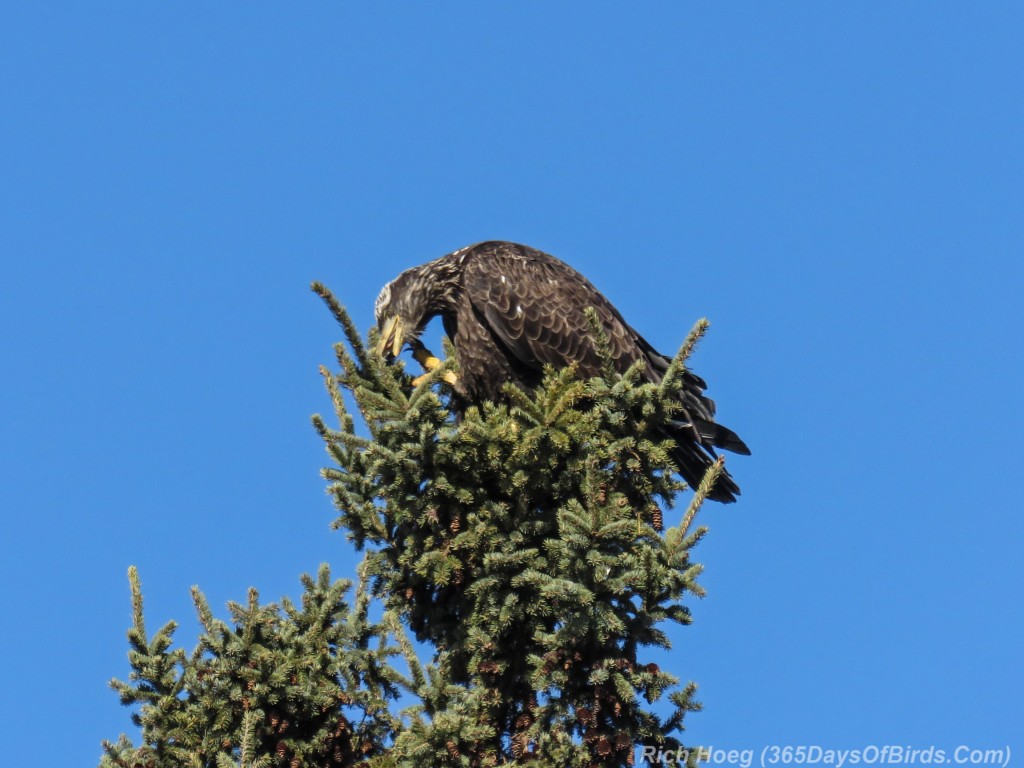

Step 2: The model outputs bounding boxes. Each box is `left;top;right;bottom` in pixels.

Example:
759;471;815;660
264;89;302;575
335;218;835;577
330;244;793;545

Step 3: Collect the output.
703;422;751;455
670;438;743;504
665;409;748;503
667;418;750;457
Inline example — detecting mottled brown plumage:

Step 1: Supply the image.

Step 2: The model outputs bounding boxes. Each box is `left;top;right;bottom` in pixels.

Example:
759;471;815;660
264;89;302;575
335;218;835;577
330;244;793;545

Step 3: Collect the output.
374;241;749;502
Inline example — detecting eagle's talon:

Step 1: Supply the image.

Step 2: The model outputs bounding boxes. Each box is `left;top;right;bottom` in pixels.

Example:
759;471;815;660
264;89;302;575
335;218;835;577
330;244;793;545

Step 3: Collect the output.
411;346;443;371
412;368;459;387
409;343;458;387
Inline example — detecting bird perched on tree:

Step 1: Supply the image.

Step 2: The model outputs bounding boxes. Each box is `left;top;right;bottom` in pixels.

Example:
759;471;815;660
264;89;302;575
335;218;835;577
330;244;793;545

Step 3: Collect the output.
374;241;749;501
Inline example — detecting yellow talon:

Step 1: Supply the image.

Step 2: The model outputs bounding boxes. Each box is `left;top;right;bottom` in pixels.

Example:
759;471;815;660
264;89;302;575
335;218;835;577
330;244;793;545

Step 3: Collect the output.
412;346;442;371
410;345;458;387
412;369;459;387
412;370;459;387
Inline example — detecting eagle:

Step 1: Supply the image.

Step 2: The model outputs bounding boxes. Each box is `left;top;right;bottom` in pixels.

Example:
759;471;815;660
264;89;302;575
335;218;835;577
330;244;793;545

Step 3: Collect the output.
374;241;750;502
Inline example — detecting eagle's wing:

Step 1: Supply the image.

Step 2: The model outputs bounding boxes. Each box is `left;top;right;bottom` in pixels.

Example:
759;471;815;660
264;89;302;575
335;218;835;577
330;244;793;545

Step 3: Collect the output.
461;243;646;377
457;241;749;499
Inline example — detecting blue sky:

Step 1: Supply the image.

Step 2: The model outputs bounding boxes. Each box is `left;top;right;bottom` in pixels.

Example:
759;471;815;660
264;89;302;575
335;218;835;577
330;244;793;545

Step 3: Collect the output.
2;3;1021;765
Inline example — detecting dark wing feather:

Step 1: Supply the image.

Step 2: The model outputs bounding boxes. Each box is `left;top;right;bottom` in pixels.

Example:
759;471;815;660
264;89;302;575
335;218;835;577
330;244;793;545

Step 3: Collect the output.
462;243;647;377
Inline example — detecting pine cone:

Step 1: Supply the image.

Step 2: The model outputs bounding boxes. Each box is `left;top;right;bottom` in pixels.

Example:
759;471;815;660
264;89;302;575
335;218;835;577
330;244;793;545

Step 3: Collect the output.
652;507;664;530
449;516;461;533
512;733;528;758
446;741;460;758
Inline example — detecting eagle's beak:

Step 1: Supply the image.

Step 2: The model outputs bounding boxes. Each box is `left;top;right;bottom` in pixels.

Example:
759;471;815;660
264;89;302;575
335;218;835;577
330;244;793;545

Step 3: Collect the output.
375;315;405;358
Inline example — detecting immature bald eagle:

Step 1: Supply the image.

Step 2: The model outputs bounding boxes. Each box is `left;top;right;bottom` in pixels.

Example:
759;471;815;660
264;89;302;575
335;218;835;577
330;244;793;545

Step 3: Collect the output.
374;241;749;502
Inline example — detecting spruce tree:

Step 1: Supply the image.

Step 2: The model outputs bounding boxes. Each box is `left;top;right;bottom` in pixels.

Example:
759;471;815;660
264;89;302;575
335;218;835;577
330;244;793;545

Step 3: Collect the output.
100;563;407;768
101;282;730;768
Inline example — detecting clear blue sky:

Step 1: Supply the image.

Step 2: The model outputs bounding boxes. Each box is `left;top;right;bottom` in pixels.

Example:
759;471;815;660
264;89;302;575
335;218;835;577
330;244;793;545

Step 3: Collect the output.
2;4;1021;765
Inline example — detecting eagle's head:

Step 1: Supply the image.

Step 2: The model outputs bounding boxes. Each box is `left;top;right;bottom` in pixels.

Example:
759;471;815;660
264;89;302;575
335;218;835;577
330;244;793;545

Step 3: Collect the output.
373;268;433;359
374;252;466;359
